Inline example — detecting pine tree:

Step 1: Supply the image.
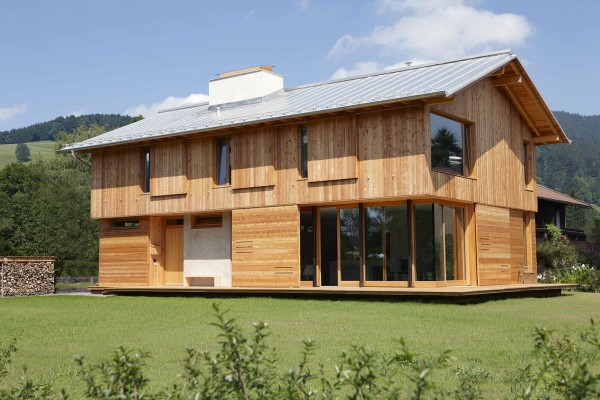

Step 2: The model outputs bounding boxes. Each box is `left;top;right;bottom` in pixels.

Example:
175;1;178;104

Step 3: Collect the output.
15;143;31;162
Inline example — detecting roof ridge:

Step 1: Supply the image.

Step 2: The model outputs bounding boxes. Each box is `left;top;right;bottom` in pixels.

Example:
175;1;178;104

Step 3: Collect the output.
286;49;513;93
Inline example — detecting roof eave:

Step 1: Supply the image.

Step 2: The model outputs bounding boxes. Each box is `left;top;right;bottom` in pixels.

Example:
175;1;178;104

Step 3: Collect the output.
60;91;448;154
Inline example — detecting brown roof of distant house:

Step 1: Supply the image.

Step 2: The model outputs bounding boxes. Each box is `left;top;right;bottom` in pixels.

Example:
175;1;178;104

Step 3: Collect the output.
537;185;591;208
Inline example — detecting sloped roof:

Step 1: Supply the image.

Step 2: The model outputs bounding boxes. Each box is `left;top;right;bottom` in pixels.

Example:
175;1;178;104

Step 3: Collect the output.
61;49;567;152
538;185;591;208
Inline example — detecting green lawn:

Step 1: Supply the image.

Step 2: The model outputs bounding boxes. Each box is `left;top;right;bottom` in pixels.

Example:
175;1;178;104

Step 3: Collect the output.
0;140;56;169
1;292;599;397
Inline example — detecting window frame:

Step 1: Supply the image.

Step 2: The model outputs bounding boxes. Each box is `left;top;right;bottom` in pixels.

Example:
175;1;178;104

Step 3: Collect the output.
215;136;231;186
523;140;533;189
429;110;473;177
143;148;150;193
192;214;223;229
111;219;140;229
299;125;308;179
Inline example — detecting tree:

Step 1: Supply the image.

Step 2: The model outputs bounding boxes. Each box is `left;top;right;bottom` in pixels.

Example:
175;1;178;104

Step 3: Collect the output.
431;128;462;171
15;143;30;162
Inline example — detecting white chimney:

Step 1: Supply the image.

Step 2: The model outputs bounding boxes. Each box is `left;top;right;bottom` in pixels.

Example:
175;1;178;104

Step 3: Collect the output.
208;66;283;107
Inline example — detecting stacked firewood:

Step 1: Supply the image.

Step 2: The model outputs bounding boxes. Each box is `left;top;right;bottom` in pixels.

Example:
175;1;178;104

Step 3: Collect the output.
0;257;55;297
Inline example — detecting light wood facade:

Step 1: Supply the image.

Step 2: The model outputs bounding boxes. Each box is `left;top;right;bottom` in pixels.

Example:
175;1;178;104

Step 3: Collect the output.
89;61;565;290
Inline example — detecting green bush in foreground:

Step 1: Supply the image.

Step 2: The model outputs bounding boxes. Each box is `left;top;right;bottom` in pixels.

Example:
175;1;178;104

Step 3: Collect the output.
1;305;599;399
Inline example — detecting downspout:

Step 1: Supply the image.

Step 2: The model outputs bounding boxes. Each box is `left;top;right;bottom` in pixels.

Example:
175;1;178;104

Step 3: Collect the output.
71;150;91;168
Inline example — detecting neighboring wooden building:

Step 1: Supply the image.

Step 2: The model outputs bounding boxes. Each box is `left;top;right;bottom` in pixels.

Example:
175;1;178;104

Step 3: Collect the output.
536;185;590;243
62;50;569;290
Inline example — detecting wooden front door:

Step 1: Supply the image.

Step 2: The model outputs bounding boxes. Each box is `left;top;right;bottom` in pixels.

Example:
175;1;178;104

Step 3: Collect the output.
164;219;184;285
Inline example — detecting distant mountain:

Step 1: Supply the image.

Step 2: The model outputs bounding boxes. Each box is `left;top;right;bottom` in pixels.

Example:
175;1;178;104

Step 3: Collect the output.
0;114;136;145
537;111;600;204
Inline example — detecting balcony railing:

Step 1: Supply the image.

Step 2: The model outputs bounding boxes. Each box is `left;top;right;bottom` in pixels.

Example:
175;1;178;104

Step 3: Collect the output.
536;226;587;242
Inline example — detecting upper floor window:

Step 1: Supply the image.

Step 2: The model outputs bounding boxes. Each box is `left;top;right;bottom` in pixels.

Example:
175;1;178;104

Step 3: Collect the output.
299;126;308;179
143;148;150;193
216;137;230;185
430;112;470;176
523;141;533;187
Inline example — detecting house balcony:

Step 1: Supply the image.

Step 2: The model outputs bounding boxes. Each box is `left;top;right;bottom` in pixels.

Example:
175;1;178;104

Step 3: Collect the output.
536;226;587;242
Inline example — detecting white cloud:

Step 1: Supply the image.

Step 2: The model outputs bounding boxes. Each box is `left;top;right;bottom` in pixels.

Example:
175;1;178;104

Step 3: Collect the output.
328;0;532;61
125;93;209;117
0;104;27;123
330;59;432;79
298;0;310;11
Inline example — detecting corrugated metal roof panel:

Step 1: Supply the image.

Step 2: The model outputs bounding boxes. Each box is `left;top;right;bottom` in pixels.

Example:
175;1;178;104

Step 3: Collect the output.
62;50;516;152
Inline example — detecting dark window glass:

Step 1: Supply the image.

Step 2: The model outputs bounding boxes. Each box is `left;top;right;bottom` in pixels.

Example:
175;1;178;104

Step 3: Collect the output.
414;203;436;281
193;215;222;229
112;220;140;229
430;113;466;175
320;207;338;286
216;138;229;185
144;149;150;193
300;209;315;282
300;126;308;178
365;205;409;281
523;141;531;185
166;218;184;226
339;207;360;281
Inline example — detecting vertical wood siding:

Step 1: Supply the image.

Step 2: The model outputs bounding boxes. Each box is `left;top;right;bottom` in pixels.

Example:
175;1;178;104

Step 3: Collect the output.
91;77;536;219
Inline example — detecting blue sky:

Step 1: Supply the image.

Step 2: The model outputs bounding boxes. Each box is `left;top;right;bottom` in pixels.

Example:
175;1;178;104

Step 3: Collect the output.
1;0;599;131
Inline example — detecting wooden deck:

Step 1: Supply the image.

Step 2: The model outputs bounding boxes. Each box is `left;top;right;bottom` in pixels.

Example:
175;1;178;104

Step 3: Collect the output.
91;283;576;303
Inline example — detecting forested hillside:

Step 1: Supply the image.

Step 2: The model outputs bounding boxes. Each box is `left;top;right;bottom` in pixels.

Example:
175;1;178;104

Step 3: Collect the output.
0;114;136;144
537;111;600;204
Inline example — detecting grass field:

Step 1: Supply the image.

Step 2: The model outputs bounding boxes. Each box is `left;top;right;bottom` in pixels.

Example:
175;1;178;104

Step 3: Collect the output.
0;140;56;169
1;292;599;397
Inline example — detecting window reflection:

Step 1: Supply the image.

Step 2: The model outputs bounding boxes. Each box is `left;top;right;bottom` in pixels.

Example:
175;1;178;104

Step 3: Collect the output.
430;113;467;175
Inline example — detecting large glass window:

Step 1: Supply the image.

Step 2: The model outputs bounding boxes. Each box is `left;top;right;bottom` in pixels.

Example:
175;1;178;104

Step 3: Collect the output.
320;207;338;286
415;203;465;281
339;208;361;281
365;205;409;281
300;209;315;282
430;113;469;176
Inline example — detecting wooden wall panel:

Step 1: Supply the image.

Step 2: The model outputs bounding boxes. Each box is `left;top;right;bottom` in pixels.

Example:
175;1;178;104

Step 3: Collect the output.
90;76;539;221
308;116;358;182
476;205;511;285
432;78;537;211
150;140;187;196
509;210;525;283
231;206;299;287
231;128;275;189
98;219;149;287
90;153;103;219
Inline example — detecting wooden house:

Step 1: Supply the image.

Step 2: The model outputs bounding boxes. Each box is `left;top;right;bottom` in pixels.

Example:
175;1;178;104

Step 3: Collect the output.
536;185;590;243
62;50;569;290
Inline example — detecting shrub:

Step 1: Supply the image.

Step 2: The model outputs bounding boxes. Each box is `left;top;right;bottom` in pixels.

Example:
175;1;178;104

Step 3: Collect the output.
1;306;599;399
537;224;582;269
538;264;600;292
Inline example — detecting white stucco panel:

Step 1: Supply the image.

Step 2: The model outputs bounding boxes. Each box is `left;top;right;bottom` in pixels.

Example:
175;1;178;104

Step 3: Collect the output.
183;213;232;287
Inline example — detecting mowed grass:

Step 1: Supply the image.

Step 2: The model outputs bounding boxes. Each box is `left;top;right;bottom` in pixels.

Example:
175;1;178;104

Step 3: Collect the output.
1;292;599;397
0;140;56;169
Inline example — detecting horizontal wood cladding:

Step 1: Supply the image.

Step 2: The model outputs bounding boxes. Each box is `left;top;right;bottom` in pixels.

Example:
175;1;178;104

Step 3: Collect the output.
231;128;275;189
308;116;358;182
476;205;511;285
91;76;538;219
509;210;525;284
98;219;149;286
151;140;187;196
476;206;532;286
231;206;299;287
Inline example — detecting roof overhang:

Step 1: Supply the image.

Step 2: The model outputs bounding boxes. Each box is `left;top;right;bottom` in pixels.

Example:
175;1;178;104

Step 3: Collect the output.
490;59;569;145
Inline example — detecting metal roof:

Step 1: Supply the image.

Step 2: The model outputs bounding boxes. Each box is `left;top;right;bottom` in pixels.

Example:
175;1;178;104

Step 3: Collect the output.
537;185;591;208
62;50;519;152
